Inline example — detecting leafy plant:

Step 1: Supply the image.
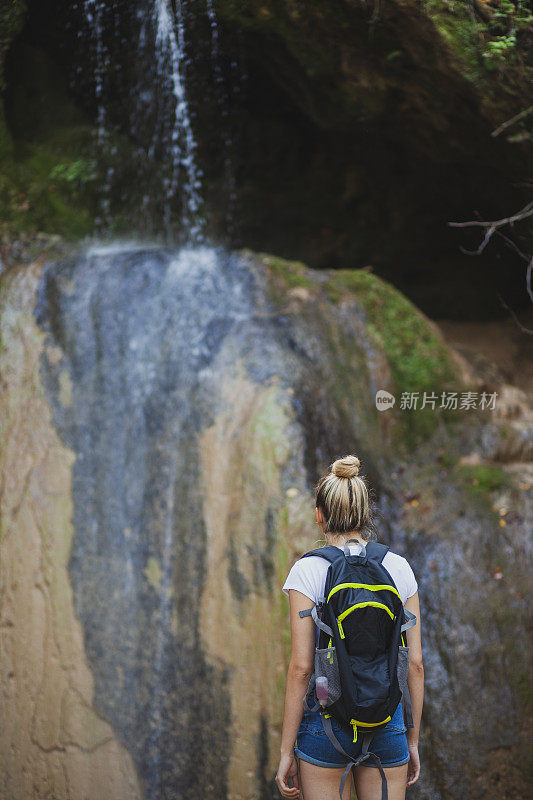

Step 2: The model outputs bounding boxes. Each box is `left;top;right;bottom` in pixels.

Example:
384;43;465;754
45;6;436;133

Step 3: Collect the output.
48;158;97;185
482;0;533;67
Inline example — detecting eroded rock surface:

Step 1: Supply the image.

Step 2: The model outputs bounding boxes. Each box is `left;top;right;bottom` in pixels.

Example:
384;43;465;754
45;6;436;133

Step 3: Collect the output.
0;260;141;800
0;245;530;800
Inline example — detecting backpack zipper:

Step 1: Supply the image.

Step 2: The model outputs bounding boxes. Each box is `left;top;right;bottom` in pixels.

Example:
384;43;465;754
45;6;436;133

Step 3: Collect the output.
349;715;392;742
337;601;394;638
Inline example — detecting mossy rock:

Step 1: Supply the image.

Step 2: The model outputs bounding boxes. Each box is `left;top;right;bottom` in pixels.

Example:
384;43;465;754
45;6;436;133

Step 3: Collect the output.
326;267;463;445
259;253;315;291
257;251;465;449
453;462;515;498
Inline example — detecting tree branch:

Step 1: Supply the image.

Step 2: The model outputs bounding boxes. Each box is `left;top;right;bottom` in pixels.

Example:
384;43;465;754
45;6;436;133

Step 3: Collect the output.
449;203;533;331
491;105;533;138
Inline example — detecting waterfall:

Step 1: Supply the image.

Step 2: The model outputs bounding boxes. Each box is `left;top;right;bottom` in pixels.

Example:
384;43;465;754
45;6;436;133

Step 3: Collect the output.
153;0;203;242
80;0;214;243
82;0;115;228
34;244;258;798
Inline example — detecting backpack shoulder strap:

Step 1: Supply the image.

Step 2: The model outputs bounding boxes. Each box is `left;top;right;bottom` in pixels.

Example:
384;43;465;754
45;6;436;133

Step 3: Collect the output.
300;545;343;564
364;541;389;563
297;546;340;631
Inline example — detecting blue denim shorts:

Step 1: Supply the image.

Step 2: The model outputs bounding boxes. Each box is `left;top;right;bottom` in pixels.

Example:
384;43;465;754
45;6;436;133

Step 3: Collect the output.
295;699;409;769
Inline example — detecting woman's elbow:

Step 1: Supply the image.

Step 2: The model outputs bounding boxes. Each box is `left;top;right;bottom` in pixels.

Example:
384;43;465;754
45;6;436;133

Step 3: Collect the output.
409;657;424;676
288;660;313;681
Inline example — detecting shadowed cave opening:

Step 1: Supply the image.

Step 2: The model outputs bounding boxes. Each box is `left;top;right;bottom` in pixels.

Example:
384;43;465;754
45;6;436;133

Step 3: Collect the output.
3;0;531;319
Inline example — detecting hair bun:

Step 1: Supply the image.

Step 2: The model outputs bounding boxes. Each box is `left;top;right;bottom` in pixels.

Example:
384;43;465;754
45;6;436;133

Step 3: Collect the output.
331;455;360;479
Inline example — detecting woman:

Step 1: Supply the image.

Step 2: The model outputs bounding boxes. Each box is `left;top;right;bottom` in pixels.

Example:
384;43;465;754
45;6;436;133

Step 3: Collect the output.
275;455;424;800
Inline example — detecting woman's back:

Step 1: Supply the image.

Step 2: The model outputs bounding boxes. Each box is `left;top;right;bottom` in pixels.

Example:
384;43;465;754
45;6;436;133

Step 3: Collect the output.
275;455;423;800
283;542;418;606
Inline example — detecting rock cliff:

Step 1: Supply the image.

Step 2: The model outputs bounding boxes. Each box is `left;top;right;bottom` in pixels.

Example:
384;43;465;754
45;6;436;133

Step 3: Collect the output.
1;245;530;799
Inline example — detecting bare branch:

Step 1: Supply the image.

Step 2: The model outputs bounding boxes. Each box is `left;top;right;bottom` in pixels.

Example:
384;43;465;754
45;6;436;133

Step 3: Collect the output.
527;256;533;305
491;104;533;137
498;293;533;334
495;229;531;262
448;201;533;233
450;203;533;333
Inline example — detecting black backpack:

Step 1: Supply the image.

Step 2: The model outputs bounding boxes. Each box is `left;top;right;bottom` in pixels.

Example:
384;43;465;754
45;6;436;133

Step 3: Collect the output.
298;539;416;800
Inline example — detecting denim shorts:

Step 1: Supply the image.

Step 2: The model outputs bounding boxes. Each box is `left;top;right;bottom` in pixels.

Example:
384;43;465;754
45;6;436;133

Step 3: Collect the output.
295;699;409;769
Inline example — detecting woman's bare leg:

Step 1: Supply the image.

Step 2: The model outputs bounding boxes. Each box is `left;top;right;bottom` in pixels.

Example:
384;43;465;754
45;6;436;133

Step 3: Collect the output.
298;759;353;800
353;763;408;800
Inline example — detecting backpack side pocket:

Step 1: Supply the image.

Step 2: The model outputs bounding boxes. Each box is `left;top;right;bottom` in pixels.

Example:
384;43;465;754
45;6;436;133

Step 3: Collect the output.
314;647;342;706
397;645;413;727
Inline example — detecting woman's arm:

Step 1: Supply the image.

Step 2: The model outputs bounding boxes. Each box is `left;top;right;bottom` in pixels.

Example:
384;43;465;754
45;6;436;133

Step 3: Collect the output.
404;590;424;786
275;589;316;799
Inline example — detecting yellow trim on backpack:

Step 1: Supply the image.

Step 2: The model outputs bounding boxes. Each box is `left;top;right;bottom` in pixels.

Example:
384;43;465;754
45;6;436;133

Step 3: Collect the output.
350;715;391;728
337;601;394;638
327;582;400;603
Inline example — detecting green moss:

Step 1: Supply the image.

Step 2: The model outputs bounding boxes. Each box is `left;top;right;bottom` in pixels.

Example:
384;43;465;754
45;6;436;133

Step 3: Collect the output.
453;463;515;496
331;269;457;389
425;0;486;84
259;253;314;291
327;268;461;444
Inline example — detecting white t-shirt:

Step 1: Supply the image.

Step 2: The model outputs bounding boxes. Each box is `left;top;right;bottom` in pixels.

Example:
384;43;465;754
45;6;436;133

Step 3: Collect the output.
282;543;418;606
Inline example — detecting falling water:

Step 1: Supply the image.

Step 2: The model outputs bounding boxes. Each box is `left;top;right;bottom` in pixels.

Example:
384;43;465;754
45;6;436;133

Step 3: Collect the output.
205;0;239;239
80;0;205;242
206;0;222;77
82;0;115;229
35;244;256;798
153;0;203;242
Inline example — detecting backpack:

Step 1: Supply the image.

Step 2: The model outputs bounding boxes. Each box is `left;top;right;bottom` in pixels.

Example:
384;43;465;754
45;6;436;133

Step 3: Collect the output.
298;539;416;800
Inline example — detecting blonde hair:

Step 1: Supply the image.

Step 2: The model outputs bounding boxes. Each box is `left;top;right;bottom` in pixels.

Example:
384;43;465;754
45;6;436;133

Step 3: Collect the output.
315;455;374;539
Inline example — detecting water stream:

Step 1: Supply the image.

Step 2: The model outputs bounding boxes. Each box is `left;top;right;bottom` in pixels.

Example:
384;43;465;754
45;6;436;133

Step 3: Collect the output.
79;0;220;242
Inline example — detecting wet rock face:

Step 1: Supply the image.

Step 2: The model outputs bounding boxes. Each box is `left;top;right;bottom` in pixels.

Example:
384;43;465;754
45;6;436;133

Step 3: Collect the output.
2;244;529;799
0;261;141;800
34;247;260;799
32;244;391;799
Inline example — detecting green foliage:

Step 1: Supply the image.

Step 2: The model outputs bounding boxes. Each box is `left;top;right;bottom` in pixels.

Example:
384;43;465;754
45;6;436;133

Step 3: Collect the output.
482;0;533;67
426;0;533;97
426;0;485;84
0;136;97;239
49;158;97;186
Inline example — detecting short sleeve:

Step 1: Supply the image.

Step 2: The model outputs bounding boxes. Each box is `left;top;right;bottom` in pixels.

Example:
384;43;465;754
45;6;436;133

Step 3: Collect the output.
403;559;418;600
282;556;326;605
